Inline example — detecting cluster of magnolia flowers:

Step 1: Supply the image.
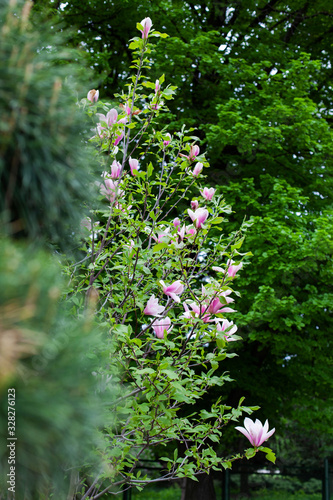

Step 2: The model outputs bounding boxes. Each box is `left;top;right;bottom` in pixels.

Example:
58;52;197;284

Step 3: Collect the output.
143;258;242;341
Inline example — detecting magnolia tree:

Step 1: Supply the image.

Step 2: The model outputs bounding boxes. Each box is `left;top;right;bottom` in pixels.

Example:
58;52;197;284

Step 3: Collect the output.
65;18;276;498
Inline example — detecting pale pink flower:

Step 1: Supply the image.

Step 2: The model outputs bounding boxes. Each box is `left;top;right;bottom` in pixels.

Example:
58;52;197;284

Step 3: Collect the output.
216;319;238;341
129;158;139;176
208;297;235;315
87;89;99;102
187;208;209;229
140;17;153;39
152;317;171;339
155;79;160;94
191;200;199;210
101;179;124;202
163;133;171;147
144;295;165;316
228;260;243;277
235;418;275;447
152;228;170;243
192;162;203;176
177;225;186;242
97;109;118;127
181;302;192;320
96;124;107;139
189;302;211;322
114;130;124;146
124;239;135;250
160;280;184;303
173;217;181;228
200;187;216;201
189;144;200;160
186;225;197;236
110;160;122;179
212;261;243;277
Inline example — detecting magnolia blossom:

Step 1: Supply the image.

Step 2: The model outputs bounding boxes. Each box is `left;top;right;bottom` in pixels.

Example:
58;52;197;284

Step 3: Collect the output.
160;280;184;303
186;225;197;236
87;89;99;102
152;317;171;339
180;144;200;162
227;260;243;277
114;130;124;146
155;79;160;94
129;157;139;176
177;225;186;242
173;217;181;228
187;207;209;229
192;162;203;176
144;295;165;316
216;319;238;341
110;160;122;179
191;199;199;210
140;17;152;39
200;187;216;201
97;108;118;127
188;302;210;322
189;144;200;160
208;297;235;315
100;179;124;202
213;260;243;278
163;133;171;147
152;227;170;244
235;418;275;447
120;102;132;115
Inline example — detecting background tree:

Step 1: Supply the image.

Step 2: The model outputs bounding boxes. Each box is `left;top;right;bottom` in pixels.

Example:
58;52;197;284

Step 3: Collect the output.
0;2;109;498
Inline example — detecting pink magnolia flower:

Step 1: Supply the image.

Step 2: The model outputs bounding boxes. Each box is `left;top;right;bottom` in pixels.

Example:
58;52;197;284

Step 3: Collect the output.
97;108;118;127
180;144;200;162
208;297;235;315
155;79;160;94
129;158;139;176
235;418;275;447
120;102;132;115
192;162;203;176
187;208;209;229
191;200;199;210
216;319;238;341
189;144;200;160
101;179;124;202
144;295;165;316
212;261;243;278
96;124;106;139
152;227;170;243
181;302;192;320
227;260;243;277
160;280;184;303
140;17;152;39
177;225;186;242
186;225;197;236
200;187;216;201
87;89;99;102
173;217;181;228
152;317;171;339
163;133;171;147
110;160;122;179
189;302;211;322
114;130;124;146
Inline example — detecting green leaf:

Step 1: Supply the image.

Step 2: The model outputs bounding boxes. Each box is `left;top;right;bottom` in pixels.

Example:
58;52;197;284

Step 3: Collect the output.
152;242;168;252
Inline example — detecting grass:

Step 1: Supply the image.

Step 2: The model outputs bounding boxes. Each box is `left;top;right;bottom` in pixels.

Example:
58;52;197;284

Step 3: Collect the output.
131;486;322;500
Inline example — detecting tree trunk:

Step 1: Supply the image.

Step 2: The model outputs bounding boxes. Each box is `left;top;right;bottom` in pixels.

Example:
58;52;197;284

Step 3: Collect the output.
181;473;216;500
